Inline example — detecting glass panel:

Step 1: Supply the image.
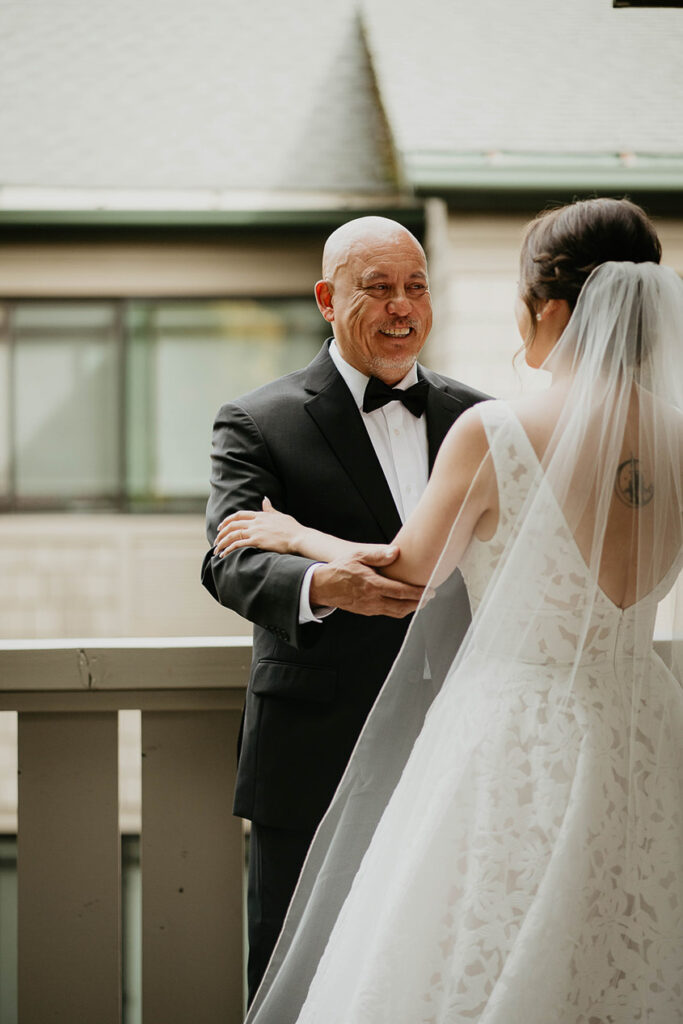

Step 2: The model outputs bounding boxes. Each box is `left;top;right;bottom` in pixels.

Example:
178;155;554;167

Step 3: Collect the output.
126;299;326;499
13;303;115;331
0;305;10;497
13;303;120;499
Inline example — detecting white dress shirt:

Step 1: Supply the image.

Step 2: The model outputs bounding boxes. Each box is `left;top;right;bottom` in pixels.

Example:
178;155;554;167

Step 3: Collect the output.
299;341;429;623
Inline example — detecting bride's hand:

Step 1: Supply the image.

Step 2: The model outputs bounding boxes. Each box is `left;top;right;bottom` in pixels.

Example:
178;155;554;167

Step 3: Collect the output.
214;497;301;557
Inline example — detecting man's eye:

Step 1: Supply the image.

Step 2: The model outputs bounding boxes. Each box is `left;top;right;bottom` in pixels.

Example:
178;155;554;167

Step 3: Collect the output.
366;284;388;291
409;283;427;292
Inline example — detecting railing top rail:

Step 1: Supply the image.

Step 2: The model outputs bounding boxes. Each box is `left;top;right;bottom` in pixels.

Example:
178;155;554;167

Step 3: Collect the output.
0;635;253;652
0;636;252;693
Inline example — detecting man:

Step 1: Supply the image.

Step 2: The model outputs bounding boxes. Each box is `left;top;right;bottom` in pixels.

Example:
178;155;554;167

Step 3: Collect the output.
201;216;486;1001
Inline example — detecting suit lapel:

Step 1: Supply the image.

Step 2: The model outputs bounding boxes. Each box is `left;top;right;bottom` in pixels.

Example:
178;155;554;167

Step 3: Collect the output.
420;365;465;470
304;344;402;541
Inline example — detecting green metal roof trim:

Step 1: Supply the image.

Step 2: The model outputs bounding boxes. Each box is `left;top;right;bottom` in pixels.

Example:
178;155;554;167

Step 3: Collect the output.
0;206;425;230
407;152;683;192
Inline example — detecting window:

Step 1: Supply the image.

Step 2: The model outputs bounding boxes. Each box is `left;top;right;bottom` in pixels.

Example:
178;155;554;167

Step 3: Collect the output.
0;298;327;510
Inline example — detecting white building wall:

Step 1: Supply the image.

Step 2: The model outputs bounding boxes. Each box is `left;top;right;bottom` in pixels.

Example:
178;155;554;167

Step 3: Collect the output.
425;210;683;401
425;209;544;398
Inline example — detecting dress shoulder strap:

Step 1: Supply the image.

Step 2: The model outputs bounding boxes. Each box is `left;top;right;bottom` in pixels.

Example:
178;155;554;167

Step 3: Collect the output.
477;401;540;526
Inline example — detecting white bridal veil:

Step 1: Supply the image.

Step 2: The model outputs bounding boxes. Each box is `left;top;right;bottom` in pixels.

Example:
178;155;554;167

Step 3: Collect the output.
246;261;683;1022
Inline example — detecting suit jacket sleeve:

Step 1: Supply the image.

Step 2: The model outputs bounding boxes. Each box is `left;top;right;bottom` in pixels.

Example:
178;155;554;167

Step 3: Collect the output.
201;401;317;649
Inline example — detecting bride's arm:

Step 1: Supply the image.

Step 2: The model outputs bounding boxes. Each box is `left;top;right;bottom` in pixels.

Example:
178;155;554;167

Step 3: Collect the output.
214;499;395;563
380;406;494;586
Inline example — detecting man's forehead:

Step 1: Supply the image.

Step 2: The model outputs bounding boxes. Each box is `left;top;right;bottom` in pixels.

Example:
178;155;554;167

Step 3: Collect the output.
349;241;427;273
360;264;428;282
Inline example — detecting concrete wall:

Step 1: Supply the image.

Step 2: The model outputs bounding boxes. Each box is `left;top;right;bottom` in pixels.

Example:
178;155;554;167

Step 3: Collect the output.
0;514;248;641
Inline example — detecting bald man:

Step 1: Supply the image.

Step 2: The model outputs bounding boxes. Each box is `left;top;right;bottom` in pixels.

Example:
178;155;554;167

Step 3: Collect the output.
201;217;486;1000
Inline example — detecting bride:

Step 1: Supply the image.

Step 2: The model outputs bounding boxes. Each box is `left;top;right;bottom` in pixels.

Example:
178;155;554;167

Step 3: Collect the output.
215;198;683;1023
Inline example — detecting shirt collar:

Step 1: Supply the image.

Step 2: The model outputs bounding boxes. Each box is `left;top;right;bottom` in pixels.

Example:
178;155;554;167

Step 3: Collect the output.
328;339;419;411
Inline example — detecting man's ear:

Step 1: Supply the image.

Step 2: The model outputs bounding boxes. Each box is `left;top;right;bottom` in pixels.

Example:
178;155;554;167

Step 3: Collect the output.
315;279;335;322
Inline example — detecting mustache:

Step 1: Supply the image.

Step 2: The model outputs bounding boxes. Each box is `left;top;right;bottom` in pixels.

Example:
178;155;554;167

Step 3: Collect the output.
377;319;419;331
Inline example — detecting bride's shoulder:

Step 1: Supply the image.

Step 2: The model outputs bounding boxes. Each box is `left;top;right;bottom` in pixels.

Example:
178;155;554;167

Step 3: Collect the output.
459;396;548;434
504;391;556;419
453;398;504;429
445;398;519;451
432;402;497;497
440;401;493;465
445;393;559;455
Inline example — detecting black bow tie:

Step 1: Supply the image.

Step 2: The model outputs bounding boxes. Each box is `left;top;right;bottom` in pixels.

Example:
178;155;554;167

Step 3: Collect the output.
362;376;429;418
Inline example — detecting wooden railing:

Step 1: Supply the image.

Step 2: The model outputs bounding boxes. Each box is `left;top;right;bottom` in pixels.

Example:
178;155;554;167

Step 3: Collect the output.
0;637;252;1024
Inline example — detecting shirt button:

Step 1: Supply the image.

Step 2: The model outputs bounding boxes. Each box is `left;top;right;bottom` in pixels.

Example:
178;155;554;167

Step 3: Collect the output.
394;428;400;436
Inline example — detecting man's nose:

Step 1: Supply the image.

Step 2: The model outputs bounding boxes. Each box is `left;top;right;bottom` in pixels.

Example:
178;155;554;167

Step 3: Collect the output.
387;293;411;316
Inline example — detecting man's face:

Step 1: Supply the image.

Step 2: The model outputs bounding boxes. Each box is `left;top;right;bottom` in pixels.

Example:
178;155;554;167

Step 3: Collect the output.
317;232;432;385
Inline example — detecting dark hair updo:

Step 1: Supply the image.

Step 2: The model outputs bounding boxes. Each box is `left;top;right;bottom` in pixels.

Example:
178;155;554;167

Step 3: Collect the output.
519;197;662;347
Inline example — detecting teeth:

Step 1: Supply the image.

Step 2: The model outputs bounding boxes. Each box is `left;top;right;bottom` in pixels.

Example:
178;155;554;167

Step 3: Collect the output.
381;329;411;337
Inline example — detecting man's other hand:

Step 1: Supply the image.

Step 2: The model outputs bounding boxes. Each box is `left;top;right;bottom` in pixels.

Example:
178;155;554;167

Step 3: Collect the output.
309;547;424;618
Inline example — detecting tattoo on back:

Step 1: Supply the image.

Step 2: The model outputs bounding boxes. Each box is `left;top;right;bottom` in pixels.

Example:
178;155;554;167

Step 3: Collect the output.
615;455;654;508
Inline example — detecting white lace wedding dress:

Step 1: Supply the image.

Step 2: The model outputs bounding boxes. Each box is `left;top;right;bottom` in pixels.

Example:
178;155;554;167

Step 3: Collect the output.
294;401;683;1024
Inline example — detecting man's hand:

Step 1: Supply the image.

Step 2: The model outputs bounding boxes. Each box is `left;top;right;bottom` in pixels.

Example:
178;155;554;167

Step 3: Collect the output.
309;547;424;619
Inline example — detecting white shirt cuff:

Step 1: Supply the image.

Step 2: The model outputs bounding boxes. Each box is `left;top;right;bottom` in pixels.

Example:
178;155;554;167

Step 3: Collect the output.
298;563;335;624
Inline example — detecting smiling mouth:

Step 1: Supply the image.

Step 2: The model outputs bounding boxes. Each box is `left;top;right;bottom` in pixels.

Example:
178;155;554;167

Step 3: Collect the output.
379;327;413;338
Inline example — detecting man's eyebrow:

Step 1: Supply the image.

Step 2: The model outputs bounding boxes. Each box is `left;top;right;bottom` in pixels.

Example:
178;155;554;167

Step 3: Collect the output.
360;269;427;283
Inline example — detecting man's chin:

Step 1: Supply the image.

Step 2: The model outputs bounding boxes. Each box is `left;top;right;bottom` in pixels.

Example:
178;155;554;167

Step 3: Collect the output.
368;354;418;383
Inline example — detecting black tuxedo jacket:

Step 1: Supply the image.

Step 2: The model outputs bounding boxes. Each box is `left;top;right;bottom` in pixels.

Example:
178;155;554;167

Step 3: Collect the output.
201;341;487;831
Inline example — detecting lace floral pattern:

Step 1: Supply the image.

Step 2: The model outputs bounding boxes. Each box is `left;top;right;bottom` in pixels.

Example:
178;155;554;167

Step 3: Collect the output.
296;401;682;1024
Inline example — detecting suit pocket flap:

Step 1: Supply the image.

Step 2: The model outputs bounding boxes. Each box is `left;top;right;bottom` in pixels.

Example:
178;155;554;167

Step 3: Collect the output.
251;660;337;703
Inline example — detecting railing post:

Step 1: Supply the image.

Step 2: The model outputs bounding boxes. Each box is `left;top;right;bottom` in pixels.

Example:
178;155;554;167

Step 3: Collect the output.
17;711;121;1024
141;709;244;1024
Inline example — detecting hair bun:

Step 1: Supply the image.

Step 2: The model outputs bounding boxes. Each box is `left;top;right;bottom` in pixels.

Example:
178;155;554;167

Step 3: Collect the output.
518;198;661;349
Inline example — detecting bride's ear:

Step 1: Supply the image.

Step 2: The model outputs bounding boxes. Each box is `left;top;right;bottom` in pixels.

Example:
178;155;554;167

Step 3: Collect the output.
537;298;571;329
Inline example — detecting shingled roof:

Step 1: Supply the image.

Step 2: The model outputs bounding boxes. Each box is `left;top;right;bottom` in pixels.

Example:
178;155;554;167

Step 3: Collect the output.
1;0;681;206
0;0;397;197
362;0;683;191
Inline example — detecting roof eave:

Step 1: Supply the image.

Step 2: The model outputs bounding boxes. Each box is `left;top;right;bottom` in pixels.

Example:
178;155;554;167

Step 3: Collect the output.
407;151;683;194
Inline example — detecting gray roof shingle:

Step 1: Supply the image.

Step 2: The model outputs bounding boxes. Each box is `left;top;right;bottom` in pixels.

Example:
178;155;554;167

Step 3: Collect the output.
0;0;397;193
362;0;683;158
1;0;681;198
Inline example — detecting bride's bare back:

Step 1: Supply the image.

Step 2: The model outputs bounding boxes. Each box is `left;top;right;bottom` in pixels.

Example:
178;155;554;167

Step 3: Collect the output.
507;386;683;610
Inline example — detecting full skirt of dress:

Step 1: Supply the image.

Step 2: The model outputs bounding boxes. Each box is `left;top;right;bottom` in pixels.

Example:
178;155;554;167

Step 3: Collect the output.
295;646;683;1024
